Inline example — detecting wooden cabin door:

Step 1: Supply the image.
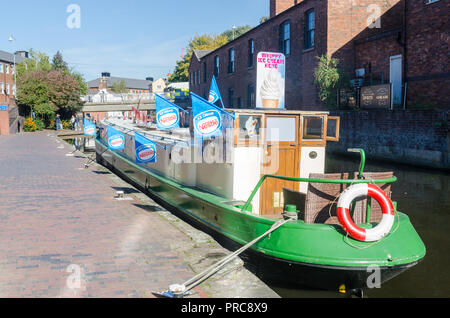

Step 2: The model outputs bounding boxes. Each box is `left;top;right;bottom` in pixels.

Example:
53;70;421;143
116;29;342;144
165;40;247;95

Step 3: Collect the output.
260;115;300;216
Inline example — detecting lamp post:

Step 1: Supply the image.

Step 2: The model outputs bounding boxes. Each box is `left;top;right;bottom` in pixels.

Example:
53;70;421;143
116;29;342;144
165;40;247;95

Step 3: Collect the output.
8;35;16;97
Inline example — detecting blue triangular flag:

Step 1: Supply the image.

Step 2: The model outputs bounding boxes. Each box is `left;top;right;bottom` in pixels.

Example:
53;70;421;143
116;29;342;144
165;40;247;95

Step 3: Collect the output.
107;126;125;150
135;132;157;163
191;92;228;138
84;118;96;136
155;94;187;129
208;76;225;108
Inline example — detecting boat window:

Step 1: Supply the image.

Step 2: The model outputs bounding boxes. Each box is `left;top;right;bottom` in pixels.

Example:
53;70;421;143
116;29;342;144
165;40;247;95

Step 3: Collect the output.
266;116;297;142
302;116;324;140
326;116;340;142
238;115;262;142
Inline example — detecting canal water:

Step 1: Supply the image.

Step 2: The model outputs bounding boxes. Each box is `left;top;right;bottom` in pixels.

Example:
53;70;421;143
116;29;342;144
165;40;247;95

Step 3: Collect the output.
273;153;450;298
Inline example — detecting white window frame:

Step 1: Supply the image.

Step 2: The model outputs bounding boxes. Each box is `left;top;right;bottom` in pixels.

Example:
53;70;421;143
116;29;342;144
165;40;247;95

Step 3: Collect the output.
0;82;4;94
0;63;3;73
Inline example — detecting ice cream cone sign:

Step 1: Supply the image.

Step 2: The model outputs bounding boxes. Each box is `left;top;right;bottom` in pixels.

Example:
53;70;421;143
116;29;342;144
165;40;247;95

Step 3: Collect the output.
256;52;286;109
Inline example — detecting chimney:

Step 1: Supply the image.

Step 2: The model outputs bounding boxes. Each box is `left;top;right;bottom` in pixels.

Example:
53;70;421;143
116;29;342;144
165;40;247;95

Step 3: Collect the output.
270;0;298;18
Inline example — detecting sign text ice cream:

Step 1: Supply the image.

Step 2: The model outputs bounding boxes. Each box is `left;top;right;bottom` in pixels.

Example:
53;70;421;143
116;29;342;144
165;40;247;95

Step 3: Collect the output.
256;52;286;109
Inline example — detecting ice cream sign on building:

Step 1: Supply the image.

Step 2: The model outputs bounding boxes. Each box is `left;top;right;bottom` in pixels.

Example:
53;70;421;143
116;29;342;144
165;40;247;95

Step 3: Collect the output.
256;52;286;109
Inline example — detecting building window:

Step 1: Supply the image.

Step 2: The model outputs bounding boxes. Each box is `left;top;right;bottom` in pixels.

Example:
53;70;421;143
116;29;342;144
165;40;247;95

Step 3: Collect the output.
214;56;220;77
5;64;9;74
6;83;10;95
228;88;234;107
197;70;201;85
194;71;197;86
0;63;3;73
0;82;4;94
203;62;207;83
248;39;255;68
228;48;235;74
247;84;255;108
305;9;315;49
280;20;291;55
237;97;242;108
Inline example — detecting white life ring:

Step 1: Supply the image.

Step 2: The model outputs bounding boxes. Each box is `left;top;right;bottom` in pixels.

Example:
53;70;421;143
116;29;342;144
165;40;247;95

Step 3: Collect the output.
337;183;395;242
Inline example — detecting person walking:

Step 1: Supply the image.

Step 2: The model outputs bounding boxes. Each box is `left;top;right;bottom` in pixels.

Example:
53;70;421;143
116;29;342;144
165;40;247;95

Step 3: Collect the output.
56;114;62;131
71;116;76;130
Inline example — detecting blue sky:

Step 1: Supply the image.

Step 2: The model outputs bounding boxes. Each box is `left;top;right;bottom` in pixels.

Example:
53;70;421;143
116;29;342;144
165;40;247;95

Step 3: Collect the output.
0;0;269;82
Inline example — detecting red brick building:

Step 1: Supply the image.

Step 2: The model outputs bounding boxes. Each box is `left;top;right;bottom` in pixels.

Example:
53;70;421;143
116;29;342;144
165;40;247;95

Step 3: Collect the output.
0;50;27;135
189;0;449;110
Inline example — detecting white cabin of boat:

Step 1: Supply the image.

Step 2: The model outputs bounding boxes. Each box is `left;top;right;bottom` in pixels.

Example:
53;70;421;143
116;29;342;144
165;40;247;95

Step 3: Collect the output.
102;109;340;216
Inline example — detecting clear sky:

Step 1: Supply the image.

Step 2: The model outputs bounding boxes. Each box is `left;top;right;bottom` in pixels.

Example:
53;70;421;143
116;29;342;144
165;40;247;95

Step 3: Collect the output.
0;0;269;82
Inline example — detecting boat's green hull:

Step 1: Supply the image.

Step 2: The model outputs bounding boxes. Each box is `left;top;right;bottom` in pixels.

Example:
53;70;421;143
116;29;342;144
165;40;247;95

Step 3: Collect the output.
95;137;426;290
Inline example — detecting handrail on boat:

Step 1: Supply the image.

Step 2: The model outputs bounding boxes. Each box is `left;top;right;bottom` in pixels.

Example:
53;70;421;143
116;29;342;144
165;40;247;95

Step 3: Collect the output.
240;174;397;213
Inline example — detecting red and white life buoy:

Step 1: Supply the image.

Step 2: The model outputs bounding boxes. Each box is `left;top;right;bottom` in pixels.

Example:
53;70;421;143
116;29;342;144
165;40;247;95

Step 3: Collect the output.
337;183;395;242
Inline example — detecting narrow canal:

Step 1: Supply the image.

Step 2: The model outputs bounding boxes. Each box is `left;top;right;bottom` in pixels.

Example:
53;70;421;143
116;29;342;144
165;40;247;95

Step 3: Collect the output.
273;153;450;298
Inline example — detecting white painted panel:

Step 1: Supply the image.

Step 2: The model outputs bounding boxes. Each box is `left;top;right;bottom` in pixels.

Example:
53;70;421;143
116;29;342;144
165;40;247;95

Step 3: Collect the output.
232;147;263;214
299;147;326;194
390;55;403;105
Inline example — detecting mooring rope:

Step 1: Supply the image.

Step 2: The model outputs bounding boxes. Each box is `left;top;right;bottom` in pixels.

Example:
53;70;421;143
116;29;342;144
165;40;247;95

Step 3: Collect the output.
179;217;295;294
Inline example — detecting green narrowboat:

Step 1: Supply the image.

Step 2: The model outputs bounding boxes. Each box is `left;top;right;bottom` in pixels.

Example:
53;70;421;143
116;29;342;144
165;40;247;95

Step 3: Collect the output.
95;109;425;292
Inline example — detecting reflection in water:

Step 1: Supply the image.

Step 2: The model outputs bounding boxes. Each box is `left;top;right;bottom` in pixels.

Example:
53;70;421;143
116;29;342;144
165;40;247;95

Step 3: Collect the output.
273;153;450;298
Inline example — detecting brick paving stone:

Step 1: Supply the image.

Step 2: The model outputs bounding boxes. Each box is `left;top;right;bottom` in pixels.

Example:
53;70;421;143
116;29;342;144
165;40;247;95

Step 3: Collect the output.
0;132;202;298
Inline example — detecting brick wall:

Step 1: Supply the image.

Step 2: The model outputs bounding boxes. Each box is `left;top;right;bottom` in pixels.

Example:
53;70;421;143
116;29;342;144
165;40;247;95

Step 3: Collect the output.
328;0;403;74
270;0;299;18
189;0;448;110
190;0;327;110
329;110;450;169
0;60;15;104
405;0;450;108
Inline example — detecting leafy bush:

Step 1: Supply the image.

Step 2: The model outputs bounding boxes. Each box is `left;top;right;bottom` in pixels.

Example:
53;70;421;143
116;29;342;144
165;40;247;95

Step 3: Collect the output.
62;120;72;130
35;117;45;131
314;55;349;109
23;118;37;132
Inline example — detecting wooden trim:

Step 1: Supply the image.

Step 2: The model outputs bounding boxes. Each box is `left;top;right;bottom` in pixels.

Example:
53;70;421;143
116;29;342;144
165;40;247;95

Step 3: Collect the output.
300;114;327;143
234;113;266;146
265;114;299;148
326;116;340;142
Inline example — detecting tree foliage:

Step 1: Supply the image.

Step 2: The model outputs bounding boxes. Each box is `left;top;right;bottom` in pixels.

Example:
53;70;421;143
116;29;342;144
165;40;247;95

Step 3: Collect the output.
111;80;128;94
314;55;348;109
16;50;86;125
168;26;252;83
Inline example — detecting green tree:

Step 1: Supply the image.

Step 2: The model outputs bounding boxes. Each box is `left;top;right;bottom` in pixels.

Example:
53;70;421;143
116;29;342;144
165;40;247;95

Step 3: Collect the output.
16;49;52;76
168;33;230;83
221;25;252;41
52;51;69;72
259;16;269;24
314;55;349;109
111;80;128;94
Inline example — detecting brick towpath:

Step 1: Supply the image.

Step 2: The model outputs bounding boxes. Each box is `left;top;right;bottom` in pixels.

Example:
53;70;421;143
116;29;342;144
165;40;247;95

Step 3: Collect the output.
0;132;204;298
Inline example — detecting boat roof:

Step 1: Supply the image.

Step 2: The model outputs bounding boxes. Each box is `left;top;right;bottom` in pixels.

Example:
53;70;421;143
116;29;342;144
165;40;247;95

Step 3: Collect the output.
227;109;329;116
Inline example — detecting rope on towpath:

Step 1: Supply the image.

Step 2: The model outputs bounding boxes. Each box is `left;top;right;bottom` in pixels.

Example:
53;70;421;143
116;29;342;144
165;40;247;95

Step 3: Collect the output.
166;216;295;297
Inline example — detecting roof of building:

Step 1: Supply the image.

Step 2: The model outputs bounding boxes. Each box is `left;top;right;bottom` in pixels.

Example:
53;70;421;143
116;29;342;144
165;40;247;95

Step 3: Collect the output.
0;50;26;64
167;82;189;90
88;76;153;90
193;50;214;61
